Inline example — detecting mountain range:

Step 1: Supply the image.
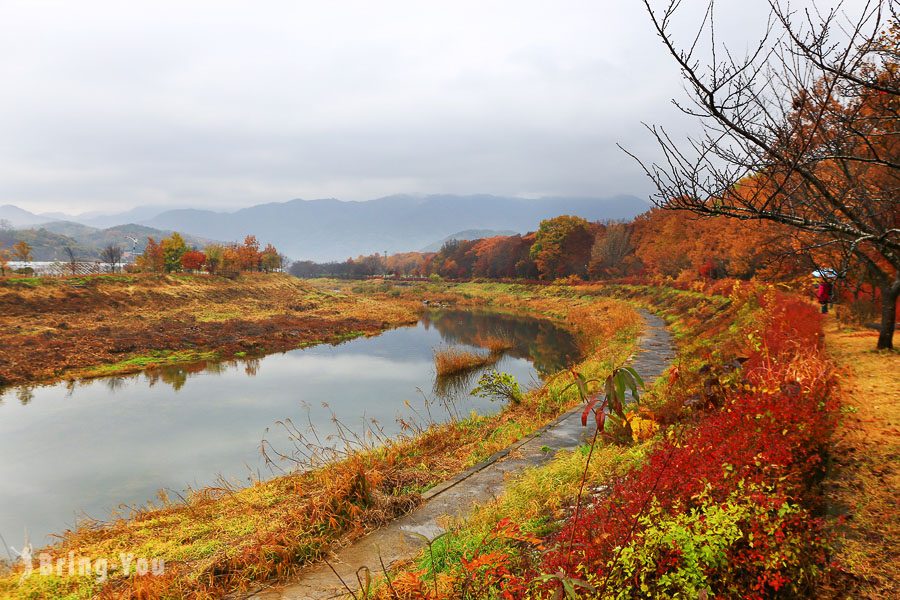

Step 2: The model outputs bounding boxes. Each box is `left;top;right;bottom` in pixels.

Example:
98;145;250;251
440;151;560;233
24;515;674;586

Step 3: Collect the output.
2;194;650;262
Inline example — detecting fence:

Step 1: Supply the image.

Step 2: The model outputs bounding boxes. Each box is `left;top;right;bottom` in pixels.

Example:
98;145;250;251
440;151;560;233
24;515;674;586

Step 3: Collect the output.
7;261;129;277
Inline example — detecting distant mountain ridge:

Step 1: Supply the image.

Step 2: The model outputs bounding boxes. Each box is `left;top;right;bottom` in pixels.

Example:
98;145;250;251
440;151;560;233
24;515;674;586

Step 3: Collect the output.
420;229;519;253
141;194;648;261
2;194;650;261
0;220;215;262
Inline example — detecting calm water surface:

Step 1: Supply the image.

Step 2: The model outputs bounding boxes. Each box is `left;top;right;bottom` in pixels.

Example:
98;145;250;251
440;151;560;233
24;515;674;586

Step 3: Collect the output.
0;310;580;546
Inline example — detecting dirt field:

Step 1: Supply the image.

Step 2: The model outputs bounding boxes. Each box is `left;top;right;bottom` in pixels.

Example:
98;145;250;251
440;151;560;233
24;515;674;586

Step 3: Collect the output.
0;273;418;387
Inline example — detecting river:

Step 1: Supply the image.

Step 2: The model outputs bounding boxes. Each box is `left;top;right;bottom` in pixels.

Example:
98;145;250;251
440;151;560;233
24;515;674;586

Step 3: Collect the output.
0;310;580;547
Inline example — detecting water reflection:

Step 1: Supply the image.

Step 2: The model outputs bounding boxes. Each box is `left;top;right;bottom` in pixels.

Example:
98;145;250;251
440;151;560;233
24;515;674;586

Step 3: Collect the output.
422;310;581;376
0;310;581;547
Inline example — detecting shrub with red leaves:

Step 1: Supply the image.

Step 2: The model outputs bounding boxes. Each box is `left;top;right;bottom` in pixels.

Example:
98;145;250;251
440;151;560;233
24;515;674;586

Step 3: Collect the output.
539;286;838;598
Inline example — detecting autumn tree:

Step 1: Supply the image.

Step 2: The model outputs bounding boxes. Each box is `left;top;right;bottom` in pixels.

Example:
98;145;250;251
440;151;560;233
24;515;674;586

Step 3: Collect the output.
181;250;206;272
239;235;260;271
161;233;188;273
12;240;32;263
0;249;10;276
387;252;428;276
530;215;594;279
260;243;281;272
138;237;165;273
204;244;224;274
632;0;900;348
221;245;242;277
589;223;637;278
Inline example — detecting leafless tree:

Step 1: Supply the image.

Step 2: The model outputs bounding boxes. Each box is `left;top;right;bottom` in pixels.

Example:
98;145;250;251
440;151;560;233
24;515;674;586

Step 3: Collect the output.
64;246;78;275
100;244;124;272
627;0;900;348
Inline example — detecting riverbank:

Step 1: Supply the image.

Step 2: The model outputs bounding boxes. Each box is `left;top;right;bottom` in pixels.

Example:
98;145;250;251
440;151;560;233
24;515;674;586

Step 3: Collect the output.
0;273;418;387
353;281;847;598
257;310;675;599
0;281;643;599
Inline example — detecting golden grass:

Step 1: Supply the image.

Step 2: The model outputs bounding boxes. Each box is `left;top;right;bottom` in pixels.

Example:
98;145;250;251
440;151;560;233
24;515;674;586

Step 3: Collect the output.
0;273;420;386
823;319;899;599
433;347;499;376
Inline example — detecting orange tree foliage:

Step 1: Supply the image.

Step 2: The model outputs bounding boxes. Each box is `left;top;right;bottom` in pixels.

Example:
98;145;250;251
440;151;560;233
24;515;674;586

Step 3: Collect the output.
630;209;796;280
288;211;809;283
386;252;428;277
238;235;260;271
12;240;32;262
137;237;165;273
260;243;281;272
634;3;900;348
136;233;280;275
181;250;206;272
470;235;536;278
529;215;594;279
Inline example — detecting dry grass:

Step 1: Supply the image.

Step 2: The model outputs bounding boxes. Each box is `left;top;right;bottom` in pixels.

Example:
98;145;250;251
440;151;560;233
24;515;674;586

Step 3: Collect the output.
0;273;419;386
822;319;899;599
433;347;499;376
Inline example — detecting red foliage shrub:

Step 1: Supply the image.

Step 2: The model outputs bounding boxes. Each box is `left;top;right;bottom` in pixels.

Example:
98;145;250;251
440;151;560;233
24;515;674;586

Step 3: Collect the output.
539;287;838;597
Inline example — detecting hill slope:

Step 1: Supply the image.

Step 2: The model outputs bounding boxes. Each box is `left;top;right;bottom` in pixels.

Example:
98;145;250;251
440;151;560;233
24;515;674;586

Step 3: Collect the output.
420;229;519;252
142;194;648;261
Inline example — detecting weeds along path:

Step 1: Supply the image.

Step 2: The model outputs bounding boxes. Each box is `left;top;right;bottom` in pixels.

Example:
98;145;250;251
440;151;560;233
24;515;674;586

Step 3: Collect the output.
251;310;674;600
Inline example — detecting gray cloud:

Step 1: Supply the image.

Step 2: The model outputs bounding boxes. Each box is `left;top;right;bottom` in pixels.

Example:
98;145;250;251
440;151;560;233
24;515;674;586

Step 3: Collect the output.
0;0;851;214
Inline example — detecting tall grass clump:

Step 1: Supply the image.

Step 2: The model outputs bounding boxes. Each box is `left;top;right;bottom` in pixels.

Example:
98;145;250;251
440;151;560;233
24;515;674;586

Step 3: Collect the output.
433;347;499;376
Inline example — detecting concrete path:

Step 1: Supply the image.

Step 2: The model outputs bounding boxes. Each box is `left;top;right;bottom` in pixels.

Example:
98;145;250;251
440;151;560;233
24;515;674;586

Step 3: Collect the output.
249;310;674;600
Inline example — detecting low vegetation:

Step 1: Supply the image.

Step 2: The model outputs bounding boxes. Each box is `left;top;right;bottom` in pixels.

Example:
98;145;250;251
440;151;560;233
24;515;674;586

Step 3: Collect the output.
368;281;846;599
433;347;499;376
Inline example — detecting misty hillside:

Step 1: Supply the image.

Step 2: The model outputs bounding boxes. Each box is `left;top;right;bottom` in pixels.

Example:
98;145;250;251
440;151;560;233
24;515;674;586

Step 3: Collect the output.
1;222;213;261
0;228;94;261
39;222;213;252
142;194;648;261
420;229;518;253
0;204;53;228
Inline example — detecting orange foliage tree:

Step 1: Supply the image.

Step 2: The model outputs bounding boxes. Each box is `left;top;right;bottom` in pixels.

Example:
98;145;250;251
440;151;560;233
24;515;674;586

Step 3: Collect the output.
137;237;165;273
181;250;206;272
633;1;900;348
530;215;594;279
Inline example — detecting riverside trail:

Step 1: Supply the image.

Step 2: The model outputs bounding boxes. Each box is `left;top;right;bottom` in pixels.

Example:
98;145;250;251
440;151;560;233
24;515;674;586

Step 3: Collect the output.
249;309;674;600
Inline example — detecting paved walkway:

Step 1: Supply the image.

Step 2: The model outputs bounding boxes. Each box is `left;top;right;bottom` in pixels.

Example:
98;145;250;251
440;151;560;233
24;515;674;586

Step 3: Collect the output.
250;310;674;600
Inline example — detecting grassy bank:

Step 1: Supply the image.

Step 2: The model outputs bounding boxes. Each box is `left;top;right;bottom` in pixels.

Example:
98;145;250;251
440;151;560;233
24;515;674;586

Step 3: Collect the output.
0;281;643;599
0;273;418;387
371;281;844;599
821;320;899;598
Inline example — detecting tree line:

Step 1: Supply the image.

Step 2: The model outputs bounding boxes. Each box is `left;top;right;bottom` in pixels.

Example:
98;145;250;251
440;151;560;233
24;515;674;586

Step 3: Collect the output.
135;233;283;275
289;209;795;283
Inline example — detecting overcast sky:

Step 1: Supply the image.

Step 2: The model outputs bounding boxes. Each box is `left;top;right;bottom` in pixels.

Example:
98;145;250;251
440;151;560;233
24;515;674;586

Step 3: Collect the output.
0;0;855;215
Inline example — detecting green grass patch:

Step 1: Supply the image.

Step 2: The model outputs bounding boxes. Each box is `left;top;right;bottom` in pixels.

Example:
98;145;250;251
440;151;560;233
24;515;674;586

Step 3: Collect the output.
0;276;47;287
82;349;221;377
